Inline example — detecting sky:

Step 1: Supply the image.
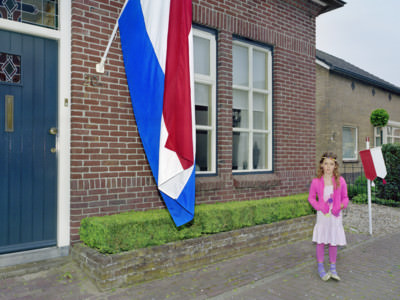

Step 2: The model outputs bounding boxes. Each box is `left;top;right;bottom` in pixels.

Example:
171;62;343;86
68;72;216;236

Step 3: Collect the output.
316;0;400;87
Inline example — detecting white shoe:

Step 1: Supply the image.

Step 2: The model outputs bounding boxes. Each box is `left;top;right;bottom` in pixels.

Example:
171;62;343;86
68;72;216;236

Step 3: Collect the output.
328;271;341;281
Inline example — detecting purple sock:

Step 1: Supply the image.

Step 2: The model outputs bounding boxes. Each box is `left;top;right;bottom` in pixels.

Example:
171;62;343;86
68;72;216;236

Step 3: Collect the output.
330;264;338;275
318;262;327;277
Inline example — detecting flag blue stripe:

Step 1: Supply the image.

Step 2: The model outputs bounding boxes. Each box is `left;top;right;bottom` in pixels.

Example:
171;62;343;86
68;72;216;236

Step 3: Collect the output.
119;0;163;181
161;167;195;226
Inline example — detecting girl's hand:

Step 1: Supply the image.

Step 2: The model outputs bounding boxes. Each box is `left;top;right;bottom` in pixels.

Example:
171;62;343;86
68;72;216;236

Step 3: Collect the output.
341;204;344;209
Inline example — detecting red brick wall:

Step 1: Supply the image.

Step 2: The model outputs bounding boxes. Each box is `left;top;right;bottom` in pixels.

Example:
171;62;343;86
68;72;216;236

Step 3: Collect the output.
70;0;318;243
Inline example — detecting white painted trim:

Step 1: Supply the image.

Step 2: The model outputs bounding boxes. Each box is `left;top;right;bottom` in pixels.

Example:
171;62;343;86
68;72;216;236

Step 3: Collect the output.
0;4;71;249
232;40;273;172
193;28;217;174
342;126;358;161
388;120;400;127
0;18;61;39
310;0;328;7
316;58;330;70
57;0;72;248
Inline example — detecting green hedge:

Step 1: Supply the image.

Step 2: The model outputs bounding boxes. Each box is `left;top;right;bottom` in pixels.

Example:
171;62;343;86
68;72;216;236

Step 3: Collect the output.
376;143;400;202
351;193;400;207
80;193;314;254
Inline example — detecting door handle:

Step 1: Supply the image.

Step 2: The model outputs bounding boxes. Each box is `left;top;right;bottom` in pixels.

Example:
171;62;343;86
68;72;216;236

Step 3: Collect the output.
49;127;58;135
49;127;58;154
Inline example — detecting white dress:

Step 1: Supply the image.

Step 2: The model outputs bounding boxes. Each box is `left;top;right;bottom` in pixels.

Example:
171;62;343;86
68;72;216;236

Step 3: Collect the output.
312;185;347;246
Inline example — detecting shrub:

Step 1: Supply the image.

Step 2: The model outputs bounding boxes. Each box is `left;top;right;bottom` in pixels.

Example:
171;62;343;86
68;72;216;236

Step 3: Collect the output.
347;184;358;199
80;194;314;254
348;175;378;200
350;193;400;207
370;109;389;127
351;193;367;204
375;143;400;202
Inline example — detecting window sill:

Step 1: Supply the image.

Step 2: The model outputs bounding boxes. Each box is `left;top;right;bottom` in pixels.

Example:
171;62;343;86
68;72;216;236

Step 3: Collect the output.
195;176;225;191
233;173;280;189
343;159;359;163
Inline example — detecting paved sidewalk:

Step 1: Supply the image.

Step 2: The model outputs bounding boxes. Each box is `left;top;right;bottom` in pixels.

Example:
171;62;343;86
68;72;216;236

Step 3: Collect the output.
1;230;399;299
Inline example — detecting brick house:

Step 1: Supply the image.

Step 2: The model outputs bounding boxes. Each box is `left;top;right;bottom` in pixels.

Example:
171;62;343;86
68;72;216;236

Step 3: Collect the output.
316;49;400;172
0;0;344;265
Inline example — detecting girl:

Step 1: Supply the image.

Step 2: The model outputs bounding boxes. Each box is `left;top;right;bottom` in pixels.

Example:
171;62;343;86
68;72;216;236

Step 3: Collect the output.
308;152;349;281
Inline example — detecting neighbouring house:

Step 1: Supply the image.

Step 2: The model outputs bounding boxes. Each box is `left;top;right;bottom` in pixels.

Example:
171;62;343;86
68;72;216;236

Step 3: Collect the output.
0;0;345;266
316;49;400;176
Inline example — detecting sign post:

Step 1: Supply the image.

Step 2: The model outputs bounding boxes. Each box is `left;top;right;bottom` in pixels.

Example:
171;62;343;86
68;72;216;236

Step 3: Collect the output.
366;138;372;235
359;138;387;236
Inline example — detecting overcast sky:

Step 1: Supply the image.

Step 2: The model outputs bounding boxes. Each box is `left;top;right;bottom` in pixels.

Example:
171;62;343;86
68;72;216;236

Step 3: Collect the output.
316;0;400;87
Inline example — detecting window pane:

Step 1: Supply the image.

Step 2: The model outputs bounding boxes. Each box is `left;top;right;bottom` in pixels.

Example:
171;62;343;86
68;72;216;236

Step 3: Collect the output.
194;36;210;75
195;83;211;126
0;0;59;29
342;127;357;159
233;44;248;86
0;53;21;83
196;130;211;171
392;127;400;140
232;132;249;170
253;133;267;169
253;93;266;130
253;50;267;89
233;90;248;128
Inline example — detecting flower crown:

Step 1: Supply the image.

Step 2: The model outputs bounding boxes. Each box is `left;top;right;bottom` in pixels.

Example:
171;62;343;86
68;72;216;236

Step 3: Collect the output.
322;156;336;161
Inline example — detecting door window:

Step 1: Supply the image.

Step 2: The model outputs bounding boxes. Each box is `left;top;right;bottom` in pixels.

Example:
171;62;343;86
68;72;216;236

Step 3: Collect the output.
0;53;21;83
0;0;58;29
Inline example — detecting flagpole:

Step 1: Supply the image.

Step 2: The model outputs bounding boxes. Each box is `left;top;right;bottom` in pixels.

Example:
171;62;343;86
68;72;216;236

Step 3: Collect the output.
366;137;373;235
96;0;130;73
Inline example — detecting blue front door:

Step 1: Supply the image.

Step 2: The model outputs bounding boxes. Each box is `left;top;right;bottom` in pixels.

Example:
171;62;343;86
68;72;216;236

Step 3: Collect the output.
0;30;58;254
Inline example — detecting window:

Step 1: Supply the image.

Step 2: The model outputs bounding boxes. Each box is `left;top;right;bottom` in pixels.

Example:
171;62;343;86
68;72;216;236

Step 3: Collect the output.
193;28;216;173
374;127;383;146
0;0;58;29
387;125;400;144
232;40;272;171
375;121;400;146
342;126;357;161
0;53;21;83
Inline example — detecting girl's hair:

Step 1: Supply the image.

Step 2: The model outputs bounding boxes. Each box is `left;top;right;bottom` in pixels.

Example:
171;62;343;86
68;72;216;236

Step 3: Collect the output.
317;152;340;188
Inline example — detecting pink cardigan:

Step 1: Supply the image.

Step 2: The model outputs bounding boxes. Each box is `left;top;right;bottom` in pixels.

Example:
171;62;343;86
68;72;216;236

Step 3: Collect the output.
308;176;349;217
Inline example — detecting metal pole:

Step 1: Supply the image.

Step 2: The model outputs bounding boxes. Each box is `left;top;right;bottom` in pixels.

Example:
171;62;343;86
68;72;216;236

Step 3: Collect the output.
366;137;373;235
96;0;130;73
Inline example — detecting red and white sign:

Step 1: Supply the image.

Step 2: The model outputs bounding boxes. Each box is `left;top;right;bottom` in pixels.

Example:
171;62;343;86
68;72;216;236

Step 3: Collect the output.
359;147;387;182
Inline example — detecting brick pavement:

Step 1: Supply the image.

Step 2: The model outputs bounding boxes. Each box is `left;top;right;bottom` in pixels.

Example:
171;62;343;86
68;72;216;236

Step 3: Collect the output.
0;231;399;300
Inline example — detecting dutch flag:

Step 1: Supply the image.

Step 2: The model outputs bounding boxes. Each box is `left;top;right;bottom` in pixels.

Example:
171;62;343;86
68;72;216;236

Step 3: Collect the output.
118;0;195;226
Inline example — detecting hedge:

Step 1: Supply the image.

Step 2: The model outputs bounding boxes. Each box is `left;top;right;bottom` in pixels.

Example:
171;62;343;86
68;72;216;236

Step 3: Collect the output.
351;193;400;207
376;143;400;202
80;193;314;254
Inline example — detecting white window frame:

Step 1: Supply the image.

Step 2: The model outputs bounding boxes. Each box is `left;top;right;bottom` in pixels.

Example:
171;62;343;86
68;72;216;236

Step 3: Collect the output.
232;40;273;172
342;126;358;161
375;120;400;146
193;28;217;174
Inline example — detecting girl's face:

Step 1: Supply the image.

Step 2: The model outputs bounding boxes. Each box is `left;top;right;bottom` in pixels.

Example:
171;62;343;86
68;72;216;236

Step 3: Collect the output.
321;158;335;176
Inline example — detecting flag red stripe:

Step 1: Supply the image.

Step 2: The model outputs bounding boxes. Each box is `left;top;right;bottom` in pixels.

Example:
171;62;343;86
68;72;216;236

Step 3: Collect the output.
359;149;377;181
163;0;193;170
